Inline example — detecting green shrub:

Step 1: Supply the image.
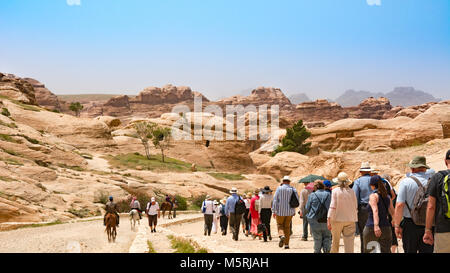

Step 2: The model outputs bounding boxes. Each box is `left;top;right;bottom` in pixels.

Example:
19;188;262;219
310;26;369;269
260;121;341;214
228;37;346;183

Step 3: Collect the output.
94;190;110;205
174;195;187;211
189;194;208;211
272;120;311;156
1;108;10;117
207;172;245;181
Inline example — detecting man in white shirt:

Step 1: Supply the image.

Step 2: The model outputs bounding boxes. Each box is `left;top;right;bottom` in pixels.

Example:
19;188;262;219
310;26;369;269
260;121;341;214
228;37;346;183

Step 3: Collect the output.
146;197;160;233
202;195;215;236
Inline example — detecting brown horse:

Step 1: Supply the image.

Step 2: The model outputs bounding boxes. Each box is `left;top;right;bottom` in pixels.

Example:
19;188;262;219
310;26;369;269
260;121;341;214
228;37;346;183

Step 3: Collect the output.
105;213;117;243
160;202;173;219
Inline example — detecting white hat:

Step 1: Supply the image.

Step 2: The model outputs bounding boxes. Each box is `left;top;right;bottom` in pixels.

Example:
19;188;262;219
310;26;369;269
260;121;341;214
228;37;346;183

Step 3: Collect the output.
359;162;372;172
151;197;156;202
206;195;212;200
213;200;219;205
333;172;351;183
282;176;291;182
230;187;238;194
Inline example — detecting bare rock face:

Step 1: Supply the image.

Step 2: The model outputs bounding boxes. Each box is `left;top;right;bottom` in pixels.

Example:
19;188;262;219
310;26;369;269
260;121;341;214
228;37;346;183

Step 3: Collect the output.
296;99;348;122
307;102;450;152
0;73;37;105
217;87;292;107
257;152;310;180
346;97;392;119
22;78;68;112
85;84;209;118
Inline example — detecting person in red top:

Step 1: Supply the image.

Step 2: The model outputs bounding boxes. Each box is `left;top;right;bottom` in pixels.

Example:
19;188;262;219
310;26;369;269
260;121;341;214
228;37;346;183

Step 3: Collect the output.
249;189;262;239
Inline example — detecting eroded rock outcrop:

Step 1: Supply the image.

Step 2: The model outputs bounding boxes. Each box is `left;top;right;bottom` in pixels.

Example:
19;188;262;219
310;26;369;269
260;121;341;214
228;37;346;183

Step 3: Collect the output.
0;73;37;105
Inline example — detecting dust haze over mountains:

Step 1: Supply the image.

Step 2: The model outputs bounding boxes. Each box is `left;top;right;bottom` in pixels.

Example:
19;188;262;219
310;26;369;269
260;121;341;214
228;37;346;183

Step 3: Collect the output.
285;86;442;107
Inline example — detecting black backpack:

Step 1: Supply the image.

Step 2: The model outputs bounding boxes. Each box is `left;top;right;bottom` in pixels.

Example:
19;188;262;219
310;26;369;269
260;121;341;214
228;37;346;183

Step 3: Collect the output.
289;189;300;208
234;197;247;215
313;192;329;223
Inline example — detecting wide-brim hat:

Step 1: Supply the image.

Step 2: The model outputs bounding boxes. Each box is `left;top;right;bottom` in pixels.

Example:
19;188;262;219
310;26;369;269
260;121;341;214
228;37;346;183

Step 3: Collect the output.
261;186;273;193
213;200;219;205
282;176;291;182
333;172;351;183
408;156;430;169
359;162;373;172
206;195;212;200
230;187;238;194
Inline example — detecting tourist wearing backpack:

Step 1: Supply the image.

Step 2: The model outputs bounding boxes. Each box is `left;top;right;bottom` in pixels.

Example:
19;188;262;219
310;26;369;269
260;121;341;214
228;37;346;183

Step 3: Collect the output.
305;181;332;253
394;156;434;253
225;187;246;241
363;175;395;253
272;176;299;249
201;195;215;236
423;150;450;253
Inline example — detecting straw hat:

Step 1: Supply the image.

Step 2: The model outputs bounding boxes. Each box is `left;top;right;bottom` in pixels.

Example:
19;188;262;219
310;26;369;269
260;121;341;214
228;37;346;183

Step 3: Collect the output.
229;187;238;194
332;172;351;184
359;162;373;172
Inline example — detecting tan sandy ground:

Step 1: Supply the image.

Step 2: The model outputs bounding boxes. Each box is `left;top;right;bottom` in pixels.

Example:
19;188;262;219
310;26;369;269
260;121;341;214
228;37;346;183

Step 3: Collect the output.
0;213;199;253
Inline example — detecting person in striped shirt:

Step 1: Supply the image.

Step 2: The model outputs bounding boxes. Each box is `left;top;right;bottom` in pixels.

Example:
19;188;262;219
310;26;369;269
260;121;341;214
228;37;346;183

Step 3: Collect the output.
272;176;299;249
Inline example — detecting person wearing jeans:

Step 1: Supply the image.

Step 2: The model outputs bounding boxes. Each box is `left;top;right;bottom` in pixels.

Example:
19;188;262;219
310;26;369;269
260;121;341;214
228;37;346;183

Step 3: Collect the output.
306;181;332;253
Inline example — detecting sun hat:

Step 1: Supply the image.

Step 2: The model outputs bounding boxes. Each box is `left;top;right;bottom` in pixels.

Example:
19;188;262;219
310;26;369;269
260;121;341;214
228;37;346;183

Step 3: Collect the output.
408;156;430;169
230;187;238;194
371;166;381;174
206;195;212;200
333;172;351;183
261;186;273;193
359;162;373;172
151;197;155;202
282;176;291;182
213;200;219;205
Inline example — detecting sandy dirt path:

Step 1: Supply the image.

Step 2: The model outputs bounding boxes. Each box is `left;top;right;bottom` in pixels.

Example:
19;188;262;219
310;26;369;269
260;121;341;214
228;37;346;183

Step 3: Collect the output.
0;217;137;253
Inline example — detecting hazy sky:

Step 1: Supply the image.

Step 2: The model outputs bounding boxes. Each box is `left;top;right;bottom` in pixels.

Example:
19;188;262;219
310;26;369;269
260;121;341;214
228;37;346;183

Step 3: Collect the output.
1;0;449;100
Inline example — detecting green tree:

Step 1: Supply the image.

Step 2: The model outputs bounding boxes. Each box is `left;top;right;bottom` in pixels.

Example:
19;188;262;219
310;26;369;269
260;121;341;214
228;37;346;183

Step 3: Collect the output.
69;102;84;117
272;120;311;156
134;121;157;160
134;121;172;162
151;126;172;163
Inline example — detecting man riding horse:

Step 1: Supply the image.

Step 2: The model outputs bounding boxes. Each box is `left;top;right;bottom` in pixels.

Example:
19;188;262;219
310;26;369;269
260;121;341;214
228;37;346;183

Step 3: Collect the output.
104;196;120;227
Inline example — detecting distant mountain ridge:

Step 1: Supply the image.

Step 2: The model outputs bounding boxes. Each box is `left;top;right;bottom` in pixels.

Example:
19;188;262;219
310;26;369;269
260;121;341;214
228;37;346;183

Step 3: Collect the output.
335;87;441;107
288;93;311;104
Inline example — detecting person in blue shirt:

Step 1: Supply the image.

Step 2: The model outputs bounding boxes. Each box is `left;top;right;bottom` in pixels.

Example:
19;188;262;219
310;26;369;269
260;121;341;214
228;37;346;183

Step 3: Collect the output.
352;162;374;253
225;187;244;241
394;156;435;253
305;181;332;253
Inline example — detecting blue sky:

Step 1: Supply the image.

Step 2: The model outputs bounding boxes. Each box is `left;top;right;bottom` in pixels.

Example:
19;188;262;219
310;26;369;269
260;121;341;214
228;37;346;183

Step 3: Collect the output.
0;0;449;100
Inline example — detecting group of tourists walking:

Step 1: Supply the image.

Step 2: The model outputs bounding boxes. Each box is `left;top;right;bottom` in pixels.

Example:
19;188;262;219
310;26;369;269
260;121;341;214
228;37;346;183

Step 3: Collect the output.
201;149;450;253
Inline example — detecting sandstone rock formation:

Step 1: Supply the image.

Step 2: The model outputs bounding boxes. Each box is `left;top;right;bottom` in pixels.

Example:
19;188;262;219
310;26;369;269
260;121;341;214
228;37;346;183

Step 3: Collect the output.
346;97;392;119
295;99;348;123
0;73;37;105
217;87;292;107
23;77;68;112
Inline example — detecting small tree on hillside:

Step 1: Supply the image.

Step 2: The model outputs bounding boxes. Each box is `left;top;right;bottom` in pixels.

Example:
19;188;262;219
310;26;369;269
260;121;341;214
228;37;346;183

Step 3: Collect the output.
134;121;172;162
272;120;311;156
151;126;172;163
69;102;84;117
134;121;156;160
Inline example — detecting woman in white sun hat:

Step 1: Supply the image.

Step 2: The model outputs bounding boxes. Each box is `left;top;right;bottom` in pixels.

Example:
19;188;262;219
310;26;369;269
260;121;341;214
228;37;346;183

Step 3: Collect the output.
328;172;358;253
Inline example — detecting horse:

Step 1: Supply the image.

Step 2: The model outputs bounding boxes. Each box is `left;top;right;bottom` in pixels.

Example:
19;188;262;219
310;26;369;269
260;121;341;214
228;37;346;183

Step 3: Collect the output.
105;213;117;243
160;201;173;219
130;209;140;231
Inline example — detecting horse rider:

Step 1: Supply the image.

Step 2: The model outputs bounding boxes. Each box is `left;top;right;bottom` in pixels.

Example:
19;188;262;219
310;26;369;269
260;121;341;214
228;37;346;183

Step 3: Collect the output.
165;194;173;207
104;196;120;227
130;196;142;220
